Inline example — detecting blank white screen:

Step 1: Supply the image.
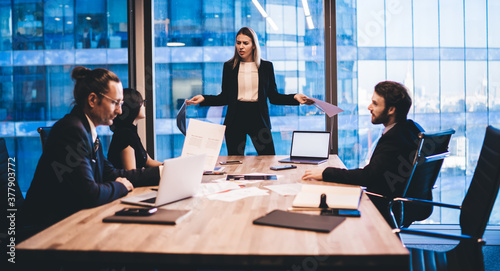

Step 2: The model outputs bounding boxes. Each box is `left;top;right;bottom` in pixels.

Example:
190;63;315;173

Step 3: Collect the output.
290;132;330;158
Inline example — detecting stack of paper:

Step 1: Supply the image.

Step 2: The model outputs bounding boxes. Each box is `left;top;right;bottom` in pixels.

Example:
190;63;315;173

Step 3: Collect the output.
292;184;362;210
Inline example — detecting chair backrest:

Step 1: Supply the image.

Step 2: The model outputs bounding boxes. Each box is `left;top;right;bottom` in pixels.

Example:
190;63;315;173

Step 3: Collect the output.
399;129;455;226
37;127;51;149
460;125;500;239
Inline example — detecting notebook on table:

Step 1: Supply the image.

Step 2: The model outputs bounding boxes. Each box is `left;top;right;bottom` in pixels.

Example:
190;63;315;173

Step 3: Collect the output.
121;154;206;207
279;131;331;164
103;209;191;225
253;210;345;233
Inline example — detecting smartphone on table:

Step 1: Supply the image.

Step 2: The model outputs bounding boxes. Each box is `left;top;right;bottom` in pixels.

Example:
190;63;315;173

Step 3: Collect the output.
220;160;242;165
270;165;297;171
115;208;158;216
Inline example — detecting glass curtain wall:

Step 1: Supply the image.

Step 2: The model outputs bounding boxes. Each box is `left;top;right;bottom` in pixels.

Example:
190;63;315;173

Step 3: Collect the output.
153;0;326;159
0;0;129;195
336;0;500;225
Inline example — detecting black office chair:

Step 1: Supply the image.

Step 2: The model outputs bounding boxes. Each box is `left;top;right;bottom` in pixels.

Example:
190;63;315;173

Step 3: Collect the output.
365;129;455;228
390;129;455;228
37;126;51;149
394;125;500;271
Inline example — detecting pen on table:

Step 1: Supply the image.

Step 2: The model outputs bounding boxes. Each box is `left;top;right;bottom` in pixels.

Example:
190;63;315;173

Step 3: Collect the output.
204;171;225;175
208;185;245;195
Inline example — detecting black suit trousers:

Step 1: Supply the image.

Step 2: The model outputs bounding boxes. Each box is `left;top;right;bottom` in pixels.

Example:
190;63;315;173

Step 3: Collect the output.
225;101;275;155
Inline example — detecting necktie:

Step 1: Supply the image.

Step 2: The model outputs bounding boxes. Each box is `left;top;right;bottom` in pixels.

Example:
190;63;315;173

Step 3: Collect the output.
94;137;100;157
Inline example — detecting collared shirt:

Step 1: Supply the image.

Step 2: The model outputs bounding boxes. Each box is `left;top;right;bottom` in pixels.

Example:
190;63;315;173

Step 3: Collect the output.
366;122;397;163
84;114;98;143
237;62;259;102
382;122;397;135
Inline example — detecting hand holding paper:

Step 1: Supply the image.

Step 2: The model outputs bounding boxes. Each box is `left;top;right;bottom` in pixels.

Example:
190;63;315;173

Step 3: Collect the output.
309;98;344;117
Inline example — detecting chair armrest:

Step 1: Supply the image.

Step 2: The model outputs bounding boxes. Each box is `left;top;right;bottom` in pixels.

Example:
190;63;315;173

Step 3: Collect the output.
392;197;461;209
393;228;478;242
421;151;450;163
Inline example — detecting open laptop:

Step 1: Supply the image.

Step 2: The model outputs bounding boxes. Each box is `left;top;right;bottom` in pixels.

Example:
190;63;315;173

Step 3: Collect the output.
121;154;206;207
279;131;330;165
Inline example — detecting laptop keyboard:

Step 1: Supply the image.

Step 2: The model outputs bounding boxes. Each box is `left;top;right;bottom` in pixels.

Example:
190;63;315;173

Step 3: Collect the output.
140;197;156;203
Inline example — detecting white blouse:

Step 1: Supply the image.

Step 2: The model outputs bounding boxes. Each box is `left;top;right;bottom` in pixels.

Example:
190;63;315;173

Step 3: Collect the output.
237;62;259;102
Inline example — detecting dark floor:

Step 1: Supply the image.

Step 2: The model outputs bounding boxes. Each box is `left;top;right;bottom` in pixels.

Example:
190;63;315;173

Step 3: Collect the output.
404;244;500;271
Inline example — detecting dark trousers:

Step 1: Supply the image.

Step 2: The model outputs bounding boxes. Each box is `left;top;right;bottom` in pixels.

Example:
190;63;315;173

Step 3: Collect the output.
225;101;275;155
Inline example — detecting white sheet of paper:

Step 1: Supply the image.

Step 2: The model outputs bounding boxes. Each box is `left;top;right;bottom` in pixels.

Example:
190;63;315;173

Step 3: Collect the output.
310;98;344;117
264;183;303;196
181;119;226;171
206;187;269;202
195;182;242;197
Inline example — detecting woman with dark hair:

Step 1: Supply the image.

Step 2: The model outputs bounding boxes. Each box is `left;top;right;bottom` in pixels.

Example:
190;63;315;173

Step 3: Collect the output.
108;88;163;170
186;27;313;155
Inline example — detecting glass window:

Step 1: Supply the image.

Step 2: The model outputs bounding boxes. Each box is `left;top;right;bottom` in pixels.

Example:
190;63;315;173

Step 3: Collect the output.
0;0;13;51
439;0;464;47
385;0;412;47
75;0;107;49
465;0;486;47
488;1;500;48
337;0;500;225
413;61;440;114
1;0;128;197
490;61;500;111
413;0;439;47
465;61;487;112
43;0;75;50
13;1;44;50
356;0;385;47
441;61;465;113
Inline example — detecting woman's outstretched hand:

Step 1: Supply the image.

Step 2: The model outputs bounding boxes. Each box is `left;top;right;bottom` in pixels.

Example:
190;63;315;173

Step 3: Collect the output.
294;94;315;105
186;95;205;105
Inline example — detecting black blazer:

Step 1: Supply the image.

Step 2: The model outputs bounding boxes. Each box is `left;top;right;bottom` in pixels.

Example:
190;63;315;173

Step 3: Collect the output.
20;106;160;230
323;120;427;225
200;60;299;129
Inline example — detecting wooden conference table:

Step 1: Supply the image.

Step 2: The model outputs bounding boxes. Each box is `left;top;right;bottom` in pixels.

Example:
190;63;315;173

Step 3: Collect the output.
17;155;409;270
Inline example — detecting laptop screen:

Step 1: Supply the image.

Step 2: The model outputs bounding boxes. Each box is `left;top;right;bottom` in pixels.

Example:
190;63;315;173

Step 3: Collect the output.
290;131;330;158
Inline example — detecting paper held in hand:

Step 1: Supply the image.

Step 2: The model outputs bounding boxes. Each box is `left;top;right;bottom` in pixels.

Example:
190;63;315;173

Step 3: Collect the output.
292;184;362;210
181;119;226;171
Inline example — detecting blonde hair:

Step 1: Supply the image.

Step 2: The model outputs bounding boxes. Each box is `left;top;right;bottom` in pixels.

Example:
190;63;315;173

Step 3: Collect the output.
229;27;261;69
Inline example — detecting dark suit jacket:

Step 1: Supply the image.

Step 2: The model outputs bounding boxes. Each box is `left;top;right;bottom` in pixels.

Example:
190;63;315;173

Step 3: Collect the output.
20;106;160;230
200;60;299;129
323;120;428;226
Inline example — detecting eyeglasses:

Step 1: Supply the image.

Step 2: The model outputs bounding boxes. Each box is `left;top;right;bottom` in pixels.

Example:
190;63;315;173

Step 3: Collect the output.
98;92;124;107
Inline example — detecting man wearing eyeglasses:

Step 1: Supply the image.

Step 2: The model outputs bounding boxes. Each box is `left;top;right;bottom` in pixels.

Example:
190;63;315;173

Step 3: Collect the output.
20;66;161;236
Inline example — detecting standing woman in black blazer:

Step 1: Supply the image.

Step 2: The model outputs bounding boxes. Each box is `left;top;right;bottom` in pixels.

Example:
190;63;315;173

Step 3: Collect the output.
187;27;312;155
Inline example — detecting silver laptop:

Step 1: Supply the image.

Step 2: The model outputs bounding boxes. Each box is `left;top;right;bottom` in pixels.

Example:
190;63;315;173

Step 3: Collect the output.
121;154;206;207
279;131;330;165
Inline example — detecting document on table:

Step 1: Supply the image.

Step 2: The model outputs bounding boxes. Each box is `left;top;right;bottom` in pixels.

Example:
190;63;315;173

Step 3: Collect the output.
181;119;226;171
309;98;344;117
195;182;242;197
264;183;302;196
206;187;269;202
